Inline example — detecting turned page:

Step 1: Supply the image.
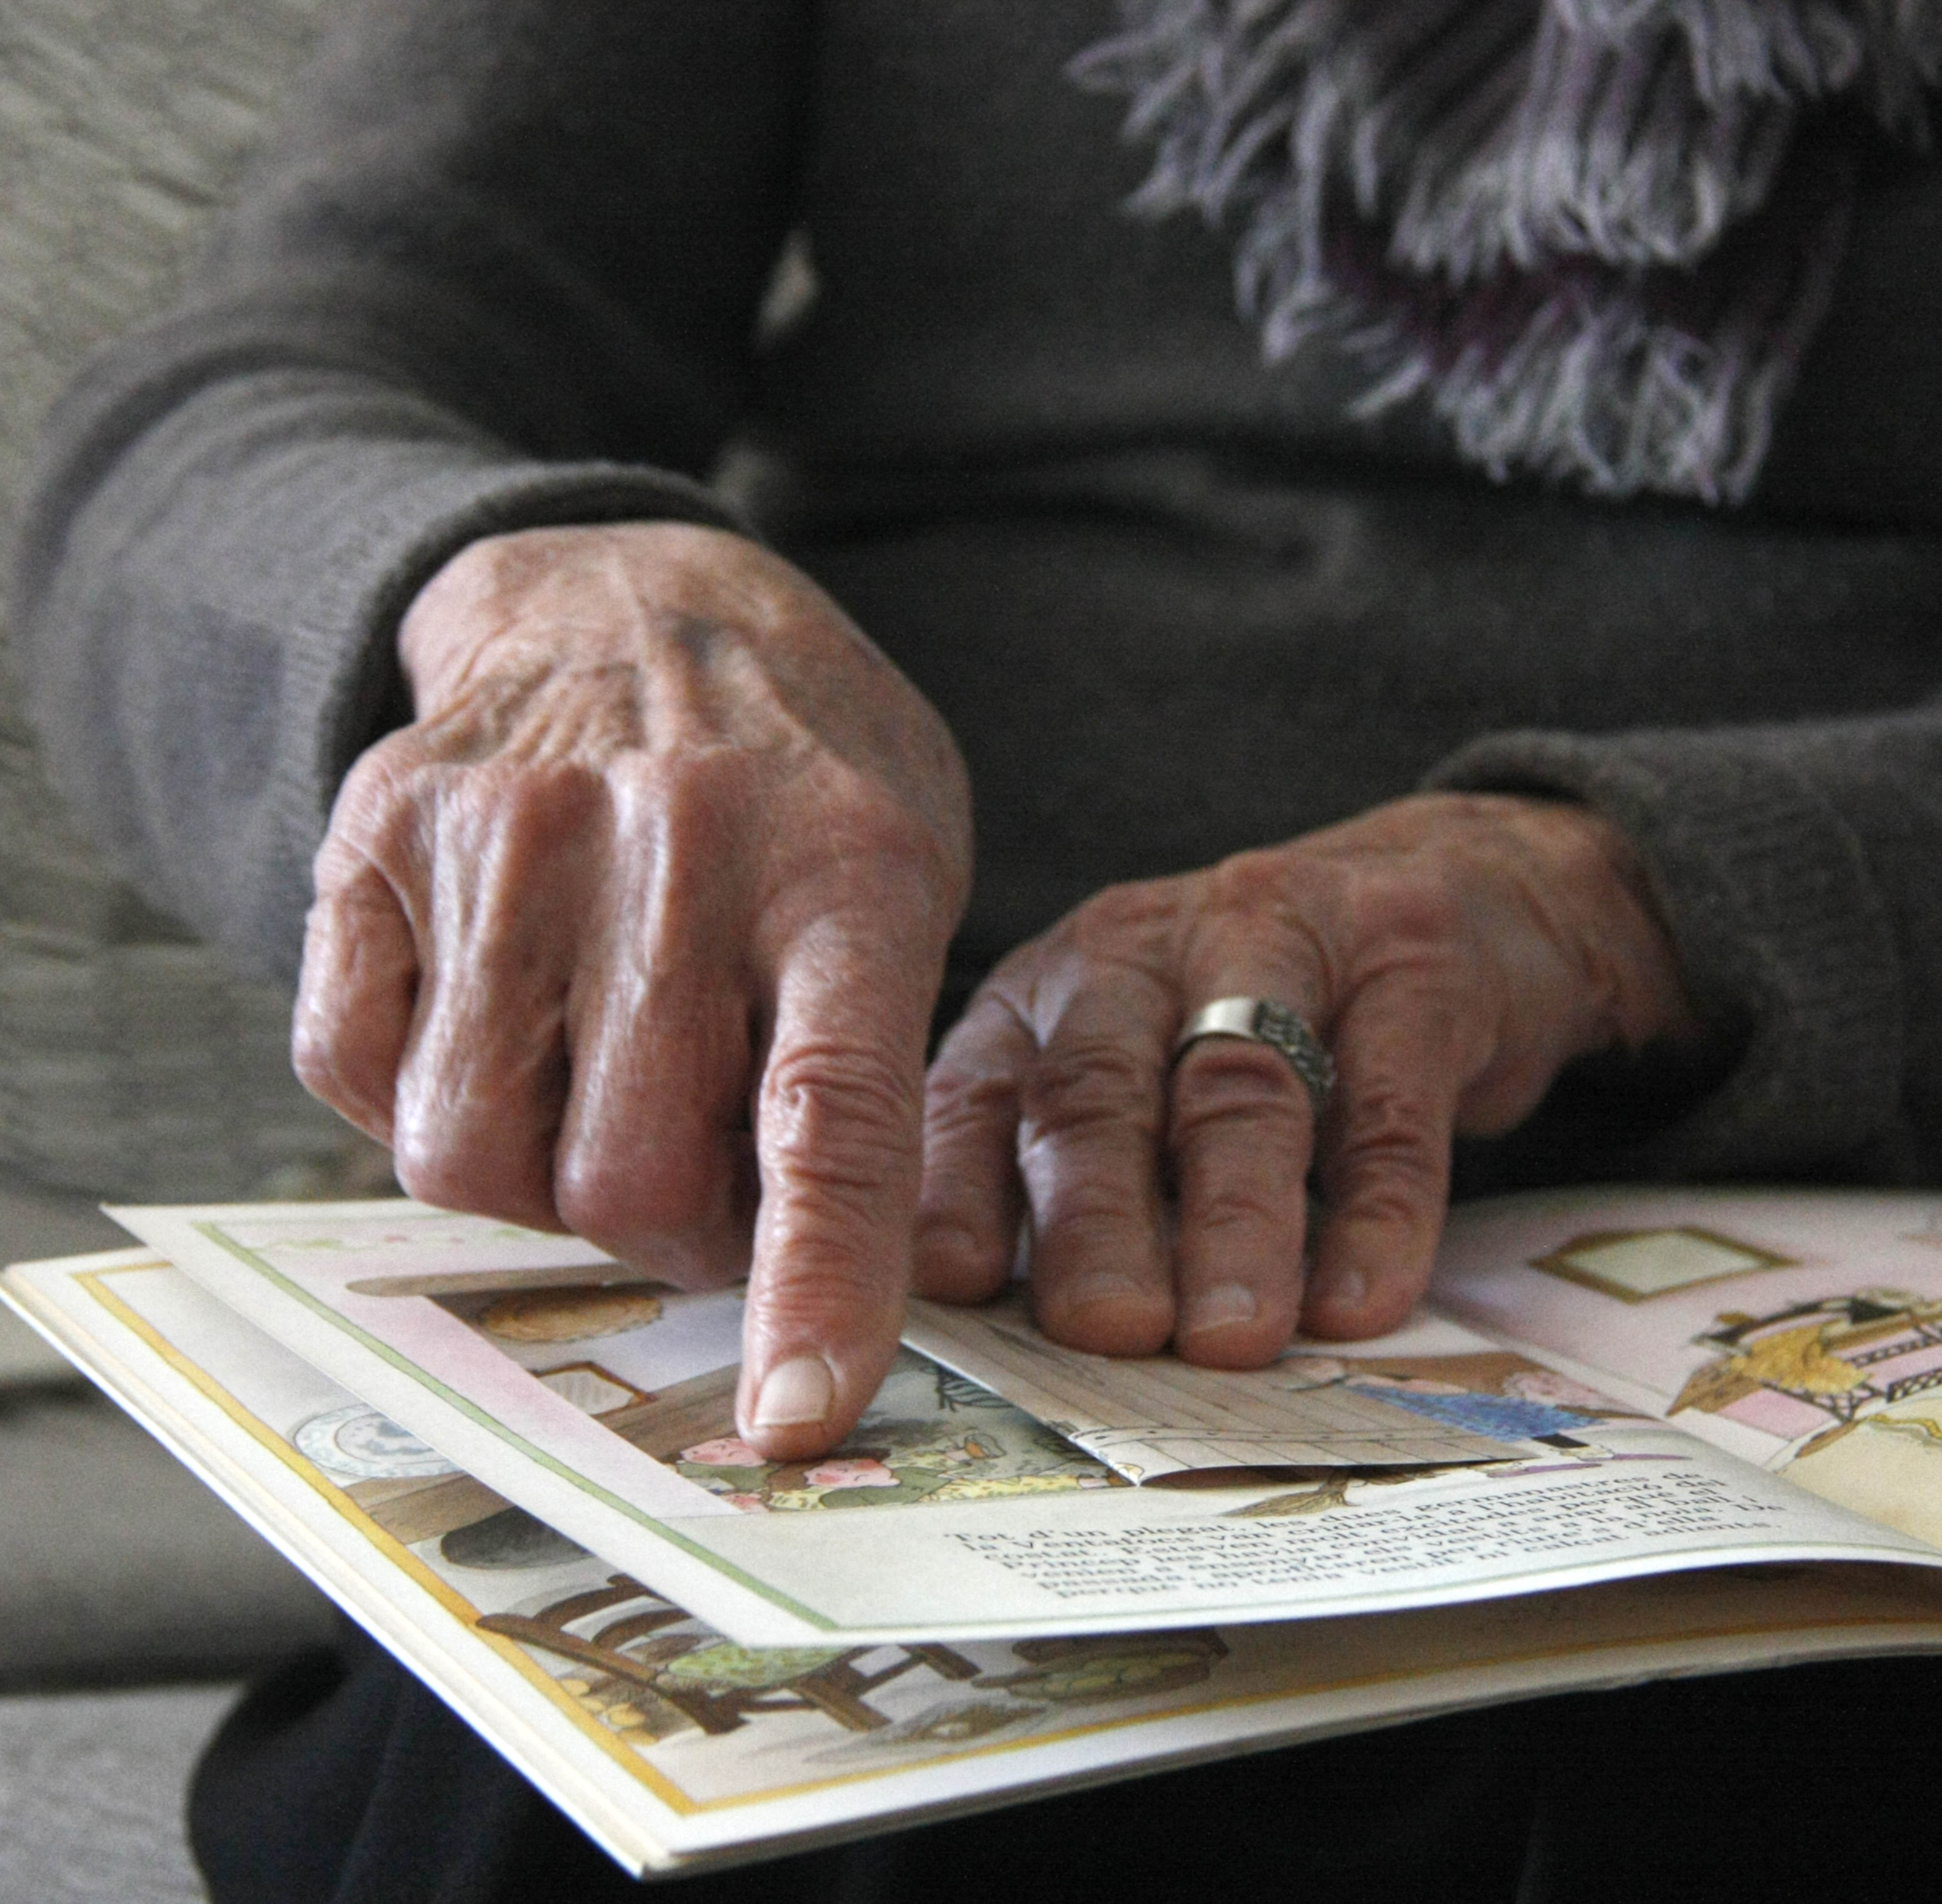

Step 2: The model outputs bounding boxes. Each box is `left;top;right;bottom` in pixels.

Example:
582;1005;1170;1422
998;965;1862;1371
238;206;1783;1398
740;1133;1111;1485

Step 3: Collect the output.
102;1199;1942;1648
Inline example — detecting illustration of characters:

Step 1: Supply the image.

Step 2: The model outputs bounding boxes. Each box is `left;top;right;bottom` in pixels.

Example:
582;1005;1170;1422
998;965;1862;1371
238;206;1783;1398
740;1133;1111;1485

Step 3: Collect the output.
1499;1368;1621;1411
1277;1351;1635;1449
665;1351;1125;1512
1343;1373;1604;1447
675;1421;1114;1510
671;1435;773;1498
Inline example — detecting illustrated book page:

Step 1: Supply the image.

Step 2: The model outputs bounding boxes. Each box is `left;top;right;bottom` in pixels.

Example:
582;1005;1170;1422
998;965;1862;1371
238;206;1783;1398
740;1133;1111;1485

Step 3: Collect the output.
103;1202;1942;1649
1432;1187;1942;1553
13;1247;1942;1878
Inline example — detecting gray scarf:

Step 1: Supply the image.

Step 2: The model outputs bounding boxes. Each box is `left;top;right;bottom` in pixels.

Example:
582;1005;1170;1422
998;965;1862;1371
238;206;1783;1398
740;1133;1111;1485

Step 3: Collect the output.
1071;0;1941;502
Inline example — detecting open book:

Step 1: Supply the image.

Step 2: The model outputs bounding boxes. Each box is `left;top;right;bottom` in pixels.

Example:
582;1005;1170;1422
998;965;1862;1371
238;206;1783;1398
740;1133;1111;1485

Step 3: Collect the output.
8;1186;1942;1874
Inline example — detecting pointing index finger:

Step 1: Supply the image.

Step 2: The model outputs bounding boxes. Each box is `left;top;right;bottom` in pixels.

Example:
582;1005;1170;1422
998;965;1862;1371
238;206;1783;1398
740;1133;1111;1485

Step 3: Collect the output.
735;919;939;1459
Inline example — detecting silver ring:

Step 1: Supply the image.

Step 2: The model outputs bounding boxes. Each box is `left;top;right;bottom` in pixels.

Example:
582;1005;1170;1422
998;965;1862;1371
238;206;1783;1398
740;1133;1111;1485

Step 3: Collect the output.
1172;996;1336;1116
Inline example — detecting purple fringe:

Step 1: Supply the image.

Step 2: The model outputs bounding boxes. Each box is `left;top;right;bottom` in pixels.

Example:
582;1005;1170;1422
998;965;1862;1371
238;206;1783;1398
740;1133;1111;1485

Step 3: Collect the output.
1071;0;1939;501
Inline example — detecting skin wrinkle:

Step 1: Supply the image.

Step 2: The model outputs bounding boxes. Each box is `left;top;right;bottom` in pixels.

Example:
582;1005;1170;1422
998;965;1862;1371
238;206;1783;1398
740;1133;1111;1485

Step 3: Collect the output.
392;785;577;1221
292;864;417;1138
298;514;1698;1455
299;522;976;1454
914;788;1697;1368
914;997;1032;1302
551;799;753;1277
759;1044;925;1203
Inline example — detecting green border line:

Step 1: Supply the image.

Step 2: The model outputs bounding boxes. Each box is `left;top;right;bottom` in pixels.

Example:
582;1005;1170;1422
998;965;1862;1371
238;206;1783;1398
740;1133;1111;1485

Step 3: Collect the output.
193;1221;834;1630
184;1222;1942;1639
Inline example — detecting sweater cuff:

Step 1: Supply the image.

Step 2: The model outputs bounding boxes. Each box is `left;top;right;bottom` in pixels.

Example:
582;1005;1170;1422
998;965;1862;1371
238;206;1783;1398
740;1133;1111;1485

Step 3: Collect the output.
1427;729;1904;1175
32;406;752;982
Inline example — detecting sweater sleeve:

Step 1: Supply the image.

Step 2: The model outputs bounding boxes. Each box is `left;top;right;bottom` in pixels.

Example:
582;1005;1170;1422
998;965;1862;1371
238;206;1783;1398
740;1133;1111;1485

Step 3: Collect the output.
1429;706;1942;1182
15;0;811;980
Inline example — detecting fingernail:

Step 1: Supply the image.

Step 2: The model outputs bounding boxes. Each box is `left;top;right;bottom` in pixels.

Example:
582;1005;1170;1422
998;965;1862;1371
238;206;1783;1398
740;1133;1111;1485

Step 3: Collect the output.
1181;1282;1258;1336
915;1214;983;1273
752;1355;834;1429
1313;1267;1367;1311
1062;1271;1159;1317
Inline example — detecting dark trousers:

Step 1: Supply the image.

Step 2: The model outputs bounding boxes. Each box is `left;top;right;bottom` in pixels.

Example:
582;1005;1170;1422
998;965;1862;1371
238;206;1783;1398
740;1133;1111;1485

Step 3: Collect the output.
190;1620;1938;1903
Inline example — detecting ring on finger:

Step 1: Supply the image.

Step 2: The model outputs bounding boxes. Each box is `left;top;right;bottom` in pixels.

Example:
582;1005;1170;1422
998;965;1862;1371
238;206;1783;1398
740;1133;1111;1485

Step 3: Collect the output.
1172;996;1336;1118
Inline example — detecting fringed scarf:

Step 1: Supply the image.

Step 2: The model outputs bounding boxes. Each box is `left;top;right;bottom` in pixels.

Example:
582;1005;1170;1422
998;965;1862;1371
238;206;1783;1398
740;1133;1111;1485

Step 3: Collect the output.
1070;0;1942;502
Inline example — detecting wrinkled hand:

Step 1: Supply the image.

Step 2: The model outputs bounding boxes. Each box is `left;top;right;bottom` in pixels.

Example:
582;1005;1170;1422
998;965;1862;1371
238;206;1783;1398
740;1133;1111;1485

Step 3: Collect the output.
915;794;1698;1364
293;524;971;1457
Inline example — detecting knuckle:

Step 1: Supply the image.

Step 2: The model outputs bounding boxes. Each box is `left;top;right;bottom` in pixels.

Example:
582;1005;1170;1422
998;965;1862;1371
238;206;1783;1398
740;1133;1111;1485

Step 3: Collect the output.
324;753;432;868
1020;1036;1158;1142
923;1057;1018;1141
1328;1176;1437;1244
1188;1187;1288;1240
1337;1072;1445;1154
814;773;964;902
621;740;751;826
499;758;608;832
335;734;423;811
1328;1084;1448;1203
309;827;380;900
552;1153;686;1255
735;749;925;861
288;1009;356;1102
387;1072;557;1222
1183;851;1346;998
733;763;966;952
337;746;613;878
1171;1041;1308;1136
1203;847;1293;914
445;761;605;872
761;1043;919;1197
1344;860;1467;951
812;755;913;833
752;1248;890;1326
1035;1173;1155;1235
387;1145;460;1211
746;1274;898;1368
390;1135;536;1223
1066;880;1178;959
290;995;397;1132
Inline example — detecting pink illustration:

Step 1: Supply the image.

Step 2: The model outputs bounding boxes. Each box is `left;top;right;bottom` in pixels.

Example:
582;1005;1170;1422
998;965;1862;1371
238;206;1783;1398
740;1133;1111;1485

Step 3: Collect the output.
804;1458;898;1489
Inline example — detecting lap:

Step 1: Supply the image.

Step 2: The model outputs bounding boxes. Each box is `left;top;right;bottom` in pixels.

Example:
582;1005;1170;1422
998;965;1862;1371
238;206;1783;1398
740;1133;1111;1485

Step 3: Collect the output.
190;1621;1935;1904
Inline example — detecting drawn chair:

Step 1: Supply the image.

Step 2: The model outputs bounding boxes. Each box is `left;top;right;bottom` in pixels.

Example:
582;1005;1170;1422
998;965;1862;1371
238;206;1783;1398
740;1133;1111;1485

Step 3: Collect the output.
479;1575;979;1736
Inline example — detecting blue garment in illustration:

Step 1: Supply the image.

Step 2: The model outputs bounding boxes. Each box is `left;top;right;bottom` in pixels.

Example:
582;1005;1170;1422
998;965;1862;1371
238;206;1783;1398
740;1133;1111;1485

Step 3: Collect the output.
1354;1387;1598;1444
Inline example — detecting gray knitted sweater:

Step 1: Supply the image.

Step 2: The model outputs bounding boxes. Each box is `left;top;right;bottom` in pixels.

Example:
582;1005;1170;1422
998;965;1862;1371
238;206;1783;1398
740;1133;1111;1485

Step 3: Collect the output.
16;0;1942;1186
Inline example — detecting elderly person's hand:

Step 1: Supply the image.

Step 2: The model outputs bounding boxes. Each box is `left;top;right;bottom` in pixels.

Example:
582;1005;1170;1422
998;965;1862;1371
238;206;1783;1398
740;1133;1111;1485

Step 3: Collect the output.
291;523;972;1459
294;520;1698;1458
914;794;1698;1365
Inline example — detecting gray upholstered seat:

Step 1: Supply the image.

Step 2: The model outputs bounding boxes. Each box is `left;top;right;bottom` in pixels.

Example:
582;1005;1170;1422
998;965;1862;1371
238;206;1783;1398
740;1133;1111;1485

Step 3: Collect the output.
1;4;370;1892
0;1681;241;1904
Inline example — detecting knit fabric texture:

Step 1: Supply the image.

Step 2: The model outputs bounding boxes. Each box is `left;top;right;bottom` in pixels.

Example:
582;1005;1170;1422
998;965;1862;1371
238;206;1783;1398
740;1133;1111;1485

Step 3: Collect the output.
1073;0;1942;501
15;0;1942;1190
